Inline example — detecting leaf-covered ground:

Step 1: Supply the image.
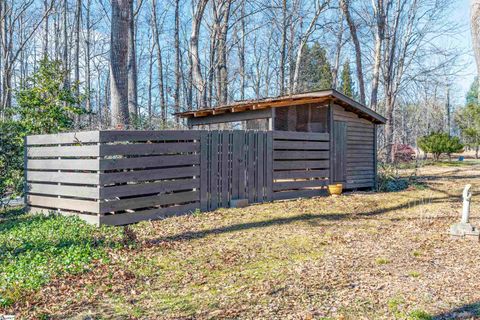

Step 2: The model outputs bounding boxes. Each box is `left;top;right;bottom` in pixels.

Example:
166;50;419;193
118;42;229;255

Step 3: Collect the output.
4;162;480;319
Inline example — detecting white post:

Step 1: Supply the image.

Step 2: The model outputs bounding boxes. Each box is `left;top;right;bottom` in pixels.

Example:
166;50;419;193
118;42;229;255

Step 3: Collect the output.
462;184;472;224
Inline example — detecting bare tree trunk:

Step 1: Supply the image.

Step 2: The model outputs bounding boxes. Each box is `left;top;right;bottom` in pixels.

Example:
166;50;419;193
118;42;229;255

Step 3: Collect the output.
279;0;287;95
238;0;246;100
472;0;480;101
215;0;231;105
340;0;365;104
147;36;154;123
62;0;69;91
128;0;138;118
151;0;166;125
190;0;209;108
85;0;91;115
43;0;50;58
292;0;328;93
74;0;81;100
174;0;180;124
110;0;130;128
370;0;385;111
331;10;344;89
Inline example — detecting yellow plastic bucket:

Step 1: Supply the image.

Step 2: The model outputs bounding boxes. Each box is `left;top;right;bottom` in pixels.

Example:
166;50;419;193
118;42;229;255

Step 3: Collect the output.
328;183;343;196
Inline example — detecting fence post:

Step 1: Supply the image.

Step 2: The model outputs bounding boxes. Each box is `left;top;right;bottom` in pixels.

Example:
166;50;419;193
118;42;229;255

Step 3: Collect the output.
23;136;28;210
200;130;209;211
266;131;273;202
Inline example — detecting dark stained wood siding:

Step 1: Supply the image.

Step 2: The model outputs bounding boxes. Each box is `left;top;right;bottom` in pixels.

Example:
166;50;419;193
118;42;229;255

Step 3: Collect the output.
332;105;375;189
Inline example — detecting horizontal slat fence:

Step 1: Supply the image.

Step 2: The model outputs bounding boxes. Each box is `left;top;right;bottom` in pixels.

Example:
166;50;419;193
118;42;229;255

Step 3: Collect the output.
272;131;330;200
26;130;329;225
26;131;202;225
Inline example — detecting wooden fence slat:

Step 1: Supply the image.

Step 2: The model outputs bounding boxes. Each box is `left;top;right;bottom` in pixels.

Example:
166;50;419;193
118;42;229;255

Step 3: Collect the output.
247;131;255;203
100;166;200;185
273;141;329;150
99;202;200;225
100;190;199;213
27;171;100;185
221;131;230;207
238;131;246;200
273;160;330;170
100;179;199;198
200;131;209;211
100;130;201;142
273;169;330;180
272;131;329;141
266;131;273;201
211;131;219;210
27;195;100;213
27;145;100;157
257;132;265;202
28;183;100;199
272;189;326;201
273;179;328;191
100;142;199;156
231;131;241;200
273;150;329;160
26;131;100;145
27;159;100;170
100;154;199;170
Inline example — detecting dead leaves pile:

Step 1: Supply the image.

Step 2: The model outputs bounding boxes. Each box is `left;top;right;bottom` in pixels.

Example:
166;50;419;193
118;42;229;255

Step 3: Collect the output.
6;163;480;319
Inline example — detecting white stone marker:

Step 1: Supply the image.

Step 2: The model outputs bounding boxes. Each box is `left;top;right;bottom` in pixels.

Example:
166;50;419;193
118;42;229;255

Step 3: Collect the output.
450;184;480;239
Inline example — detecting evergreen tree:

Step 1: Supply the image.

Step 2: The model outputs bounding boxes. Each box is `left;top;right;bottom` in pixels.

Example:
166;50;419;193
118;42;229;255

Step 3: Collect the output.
340;60;355;98
466;77;479;105
298;42;332;92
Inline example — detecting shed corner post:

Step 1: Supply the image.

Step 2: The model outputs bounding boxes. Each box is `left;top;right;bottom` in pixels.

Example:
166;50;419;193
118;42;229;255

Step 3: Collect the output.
373;124;378;191
23;135;28;210
328;101;334;185
199;130;209;212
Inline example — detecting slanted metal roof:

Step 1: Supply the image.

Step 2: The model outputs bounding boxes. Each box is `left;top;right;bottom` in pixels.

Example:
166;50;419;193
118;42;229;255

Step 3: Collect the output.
176;89;387;124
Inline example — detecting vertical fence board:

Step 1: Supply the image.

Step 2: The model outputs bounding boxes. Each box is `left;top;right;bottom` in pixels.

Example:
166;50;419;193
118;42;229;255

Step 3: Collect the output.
257;132;265;202
247;131;255;203
266;131;273;202
221;131;230;207
200;131;209;211
211;131;219;210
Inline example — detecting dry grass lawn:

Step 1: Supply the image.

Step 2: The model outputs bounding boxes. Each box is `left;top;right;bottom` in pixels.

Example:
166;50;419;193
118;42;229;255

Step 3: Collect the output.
8;161;480;319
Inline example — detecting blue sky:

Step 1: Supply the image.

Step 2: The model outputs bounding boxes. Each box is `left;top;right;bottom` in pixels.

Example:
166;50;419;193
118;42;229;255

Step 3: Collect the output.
452;0;476;104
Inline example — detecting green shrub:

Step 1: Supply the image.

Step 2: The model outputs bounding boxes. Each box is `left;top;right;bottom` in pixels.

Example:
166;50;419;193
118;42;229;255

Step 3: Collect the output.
0;121;25;207
377;164;409;192
0;58;85;205
0;210;124;307
417;132;464;160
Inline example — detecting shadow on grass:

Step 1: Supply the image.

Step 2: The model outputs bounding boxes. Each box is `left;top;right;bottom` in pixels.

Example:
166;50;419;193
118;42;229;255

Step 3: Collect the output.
149;190;465;244
432;302;480;319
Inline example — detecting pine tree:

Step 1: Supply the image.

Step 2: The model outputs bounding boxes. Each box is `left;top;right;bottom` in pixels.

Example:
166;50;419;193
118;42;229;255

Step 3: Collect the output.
466;77;479;105
298;42;332;92
340;60;355;98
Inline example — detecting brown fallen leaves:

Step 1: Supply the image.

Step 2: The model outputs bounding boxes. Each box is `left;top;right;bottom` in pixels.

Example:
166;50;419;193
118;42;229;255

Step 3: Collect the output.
6;162;480;319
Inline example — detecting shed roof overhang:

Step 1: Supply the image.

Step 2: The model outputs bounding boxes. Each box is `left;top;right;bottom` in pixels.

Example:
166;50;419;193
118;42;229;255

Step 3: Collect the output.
176;89;387;125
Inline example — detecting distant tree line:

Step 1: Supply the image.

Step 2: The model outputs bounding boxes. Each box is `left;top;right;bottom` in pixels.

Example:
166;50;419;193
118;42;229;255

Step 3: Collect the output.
0;0;465;161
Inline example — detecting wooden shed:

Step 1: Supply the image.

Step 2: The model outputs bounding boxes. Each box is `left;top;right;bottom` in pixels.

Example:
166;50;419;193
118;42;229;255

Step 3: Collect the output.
178;89;386;190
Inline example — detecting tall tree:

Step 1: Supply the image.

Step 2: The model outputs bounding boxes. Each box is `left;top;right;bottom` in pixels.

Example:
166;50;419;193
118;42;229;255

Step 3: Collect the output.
110;0;130;128
190;0;209;108
340;0;365;104
174;0;181;124
340;60;354;98
151;0;166;124
128;0;138;117
297;42;332;92
292;0;329;93
472;0;480;101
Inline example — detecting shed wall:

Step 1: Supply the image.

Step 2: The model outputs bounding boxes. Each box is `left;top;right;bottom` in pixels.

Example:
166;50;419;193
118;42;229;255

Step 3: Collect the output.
332;104;376;189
